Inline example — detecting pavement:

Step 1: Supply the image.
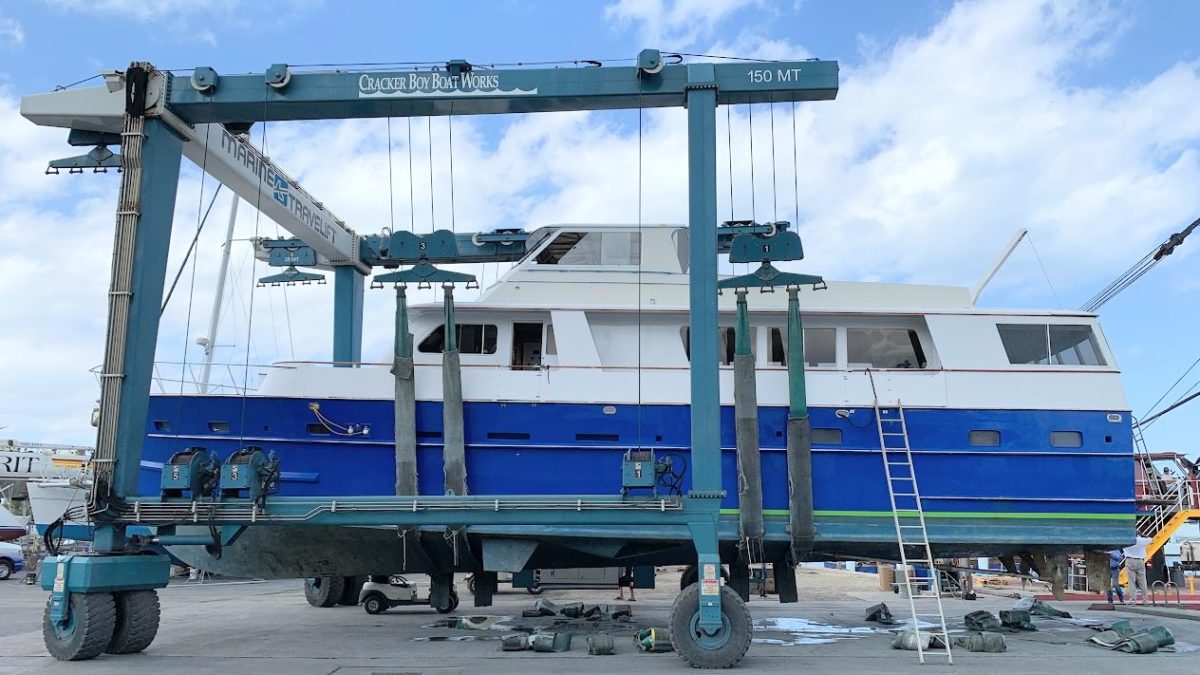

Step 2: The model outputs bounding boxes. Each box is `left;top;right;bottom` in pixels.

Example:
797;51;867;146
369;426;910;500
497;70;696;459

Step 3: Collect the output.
1;571;1199;674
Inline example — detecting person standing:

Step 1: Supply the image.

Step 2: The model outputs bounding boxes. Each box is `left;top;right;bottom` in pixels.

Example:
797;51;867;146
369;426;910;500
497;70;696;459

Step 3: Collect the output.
1106;549;1125;604
1123;536;1152;604
615;566;636;601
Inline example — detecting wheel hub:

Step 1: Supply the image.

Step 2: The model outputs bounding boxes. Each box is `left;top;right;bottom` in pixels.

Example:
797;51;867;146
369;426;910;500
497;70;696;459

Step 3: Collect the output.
688;610;732;649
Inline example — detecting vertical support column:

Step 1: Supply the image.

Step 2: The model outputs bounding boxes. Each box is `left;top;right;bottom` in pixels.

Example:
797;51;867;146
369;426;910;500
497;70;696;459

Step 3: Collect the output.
333;265;364;366
685;64;721;496
104;116;184;503
685;64;723;628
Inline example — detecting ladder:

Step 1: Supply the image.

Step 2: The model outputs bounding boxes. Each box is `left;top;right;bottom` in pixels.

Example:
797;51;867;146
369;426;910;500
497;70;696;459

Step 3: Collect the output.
872;391;953;665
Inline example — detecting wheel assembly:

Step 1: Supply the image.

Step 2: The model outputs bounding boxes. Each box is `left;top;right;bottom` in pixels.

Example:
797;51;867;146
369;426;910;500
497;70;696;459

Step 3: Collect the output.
106;590;161;654
668;583;752;669
304;576;346;608
43;592;117;662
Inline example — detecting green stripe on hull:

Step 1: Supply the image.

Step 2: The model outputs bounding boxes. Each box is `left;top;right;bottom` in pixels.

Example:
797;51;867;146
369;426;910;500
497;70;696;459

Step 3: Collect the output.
720;508;1134;521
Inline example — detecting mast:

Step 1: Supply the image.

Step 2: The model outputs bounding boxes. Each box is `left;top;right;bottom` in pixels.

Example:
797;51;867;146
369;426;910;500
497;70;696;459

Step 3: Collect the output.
197;193;239;393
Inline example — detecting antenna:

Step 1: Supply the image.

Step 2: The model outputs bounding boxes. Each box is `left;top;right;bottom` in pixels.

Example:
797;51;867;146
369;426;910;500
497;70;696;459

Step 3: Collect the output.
972;228;1028;306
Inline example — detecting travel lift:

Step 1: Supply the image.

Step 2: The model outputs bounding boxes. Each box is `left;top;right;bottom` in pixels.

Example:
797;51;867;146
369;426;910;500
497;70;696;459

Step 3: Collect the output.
22;52;839;665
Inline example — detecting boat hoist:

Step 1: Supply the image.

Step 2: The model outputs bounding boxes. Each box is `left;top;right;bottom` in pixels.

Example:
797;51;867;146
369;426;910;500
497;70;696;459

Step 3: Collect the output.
22;51;838;666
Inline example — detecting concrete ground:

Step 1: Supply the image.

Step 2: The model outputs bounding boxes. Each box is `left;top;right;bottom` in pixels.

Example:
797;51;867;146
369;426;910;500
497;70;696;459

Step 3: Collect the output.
1;568;1198;674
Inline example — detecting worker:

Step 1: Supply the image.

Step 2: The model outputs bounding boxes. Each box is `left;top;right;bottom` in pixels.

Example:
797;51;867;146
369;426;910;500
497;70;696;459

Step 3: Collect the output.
615;566;636;602
1105;549;1125;604
1123;536;1152;604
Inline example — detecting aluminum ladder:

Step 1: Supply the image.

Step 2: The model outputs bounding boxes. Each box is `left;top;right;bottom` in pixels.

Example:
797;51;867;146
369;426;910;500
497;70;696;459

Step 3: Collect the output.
873;396;953;664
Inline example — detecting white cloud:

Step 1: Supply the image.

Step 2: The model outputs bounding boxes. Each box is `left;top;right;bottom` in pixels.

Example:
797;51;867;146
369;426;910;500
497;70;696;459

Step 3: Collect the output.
605;0;763;48
0;13;23;48
43;0;322;44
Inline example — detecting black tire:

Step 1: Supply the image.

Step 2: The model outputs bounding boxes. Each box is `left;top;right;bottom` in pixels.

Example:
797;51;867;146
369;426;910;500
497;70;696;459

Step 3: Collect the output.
434;590;459;614
467;575;477;595
43;592;117;662
669;583;752;669
106;590;160;654
338;576;365;606
0;559;13;581
526;584;543;595
304;576;345;608
362;592;388;615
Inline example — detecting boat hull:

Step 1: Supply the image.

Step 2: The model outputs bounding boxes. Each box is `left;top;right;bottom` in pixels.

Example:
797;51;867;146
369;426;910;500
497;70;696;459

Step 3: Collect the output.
137;395;1134;559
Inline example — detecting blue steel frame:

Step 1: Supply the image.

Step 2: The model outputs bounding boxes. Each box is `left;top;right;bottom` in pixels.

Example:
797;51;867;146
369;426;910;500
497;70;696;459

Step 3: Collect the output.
82;52;839;635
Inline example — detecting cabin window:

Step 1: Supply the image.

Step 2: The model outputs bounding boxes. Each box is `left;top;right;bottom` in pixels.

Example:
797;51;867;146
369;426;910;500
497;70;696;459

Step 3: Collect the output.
968;430;1001;447
208;421;230;433
1050;326;1106;366
1050;431;1083;448
847;328;927;369
511;322;544;369
545;324;557;356
418;324;498;354
672;229;690;273
997;324;1106;366
811;428;843;444
535;231;641;266
769;328;836;367
681;327;753;365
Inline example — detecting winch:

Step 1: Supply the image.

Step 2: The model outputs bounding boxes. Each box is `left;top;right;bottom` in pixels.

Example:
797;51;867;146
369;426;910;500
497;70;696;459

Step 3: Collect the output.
159;447;220;501
219;447;280;503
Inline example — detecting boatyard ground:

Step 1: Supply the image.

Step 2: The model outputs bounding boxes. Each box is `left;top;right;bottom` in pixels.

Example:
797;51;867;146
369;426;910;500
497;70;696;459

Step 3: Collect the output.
1;567;1197;674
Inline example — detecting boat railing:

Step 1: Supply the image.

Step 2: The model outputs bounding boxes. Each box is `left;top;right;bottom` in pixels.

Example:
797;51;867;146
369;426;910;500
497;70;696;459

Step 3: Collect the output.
141;361;297;396
1135;479;1190;538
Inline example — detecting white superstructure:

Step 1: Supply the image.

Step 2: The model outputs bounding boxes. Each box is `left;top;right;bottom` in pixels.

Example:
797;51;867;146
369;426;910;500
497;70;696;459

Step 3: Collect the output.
254;224;1126;414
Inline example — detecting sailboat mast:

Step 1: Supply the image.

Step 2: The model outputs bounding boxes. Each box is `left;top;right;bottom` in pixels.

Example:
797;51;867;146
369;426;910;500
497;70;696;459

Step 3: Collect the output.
197;194;239;394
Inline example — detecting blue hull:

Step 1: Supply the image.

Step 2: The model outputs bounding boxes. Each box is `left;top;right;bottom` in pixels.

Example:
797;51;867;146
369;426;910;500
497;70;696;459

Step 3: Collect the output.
141;396;1134;523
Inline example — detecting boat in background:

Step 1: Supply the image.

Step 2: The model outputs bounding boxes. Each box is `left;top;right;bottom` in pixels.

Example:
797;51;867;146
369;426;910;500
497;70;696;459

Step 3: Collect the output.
0;440;92;543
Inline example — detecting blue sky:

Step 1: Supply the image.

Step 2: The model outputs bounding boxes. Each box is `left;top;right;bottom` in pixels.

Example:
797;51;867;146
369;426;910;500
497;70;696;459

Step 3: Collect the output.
0;0;1198;456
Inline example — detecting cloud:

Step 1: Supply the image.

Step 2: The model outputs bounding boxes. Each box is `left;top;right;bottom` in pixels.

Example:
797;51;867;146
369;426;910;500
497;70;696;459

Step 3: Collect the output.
43;0;322;44
0;13;23;48
605;0;763;48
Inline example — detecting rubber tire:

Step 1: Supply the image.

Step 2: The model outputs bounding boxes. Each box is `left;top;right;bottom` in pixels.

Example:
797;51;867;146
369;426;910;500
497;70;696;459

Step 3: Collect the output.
362;592;388;615
526;584;543;595
43;592;117;662
467;575;477;595
0;559;13;581
304;576;345;608
681;565;730;590
106;590;160;654
338;576;365;606
435;590;459;614
669;583;752;669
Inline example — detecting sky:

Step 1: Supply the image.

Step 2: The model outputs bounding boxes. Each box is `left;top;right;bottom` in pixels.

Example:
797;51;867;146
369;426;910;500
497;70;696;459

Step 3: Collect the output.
0;0;1198;455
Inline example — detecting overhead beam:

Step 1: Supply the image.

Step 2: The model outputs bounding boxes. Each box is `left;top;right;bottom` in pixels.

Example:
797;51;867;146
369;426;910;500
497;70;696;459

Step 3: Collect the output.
21;80;362;267
166;61;839;123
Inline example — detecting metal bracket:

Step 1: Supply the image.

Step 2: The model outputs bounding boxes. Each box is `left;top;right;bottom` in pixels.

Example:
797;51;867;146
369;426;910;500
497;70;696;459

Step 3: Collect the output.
717;263;824;293
258;265;325;286
46;145;122;174
373;262;476;289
